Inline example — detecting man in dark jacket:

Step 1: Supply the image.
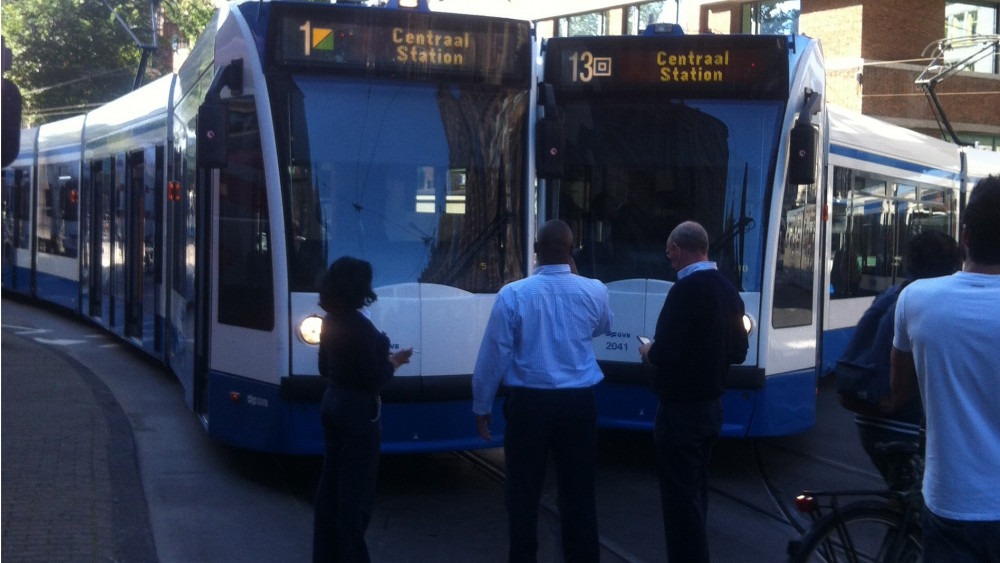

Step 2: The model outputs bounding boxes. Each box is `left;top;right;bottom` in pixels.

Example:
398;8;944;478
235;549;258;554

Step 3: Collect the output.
639;220;748;563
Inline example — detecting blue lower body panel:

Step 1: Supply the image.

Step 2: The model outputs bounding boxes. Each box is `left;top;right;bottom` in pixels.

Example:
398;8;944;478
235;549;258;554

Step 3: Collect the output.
34;270;79;311
207;371;505;455
2;264;32;293
593;369;816;438
821;327;856;377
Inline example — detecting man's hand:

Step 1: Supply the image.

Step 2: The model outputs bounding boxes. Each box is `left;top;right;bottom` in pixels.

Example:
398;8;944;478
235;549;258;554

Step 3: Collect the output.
638;342;652;364
476;414;493;441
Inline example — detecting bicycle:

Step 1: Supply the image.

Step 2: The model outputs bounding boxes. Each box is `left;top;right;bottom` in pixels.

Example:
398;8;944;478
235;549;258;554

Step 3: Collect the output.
786;441;924;563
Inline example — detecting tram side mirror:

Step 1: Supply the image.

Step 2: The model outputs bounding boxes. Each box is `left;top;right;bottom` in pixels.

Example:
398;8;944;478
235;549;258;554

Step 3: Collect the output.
536;115;565;179
197;100;228;169
1;78;22;168
787;121;817;185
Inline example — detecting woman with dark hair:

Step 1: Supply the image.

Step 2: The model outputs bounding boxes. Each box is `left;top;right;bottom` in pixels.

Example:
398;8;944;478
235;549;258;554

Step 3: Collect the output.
313;256;412;563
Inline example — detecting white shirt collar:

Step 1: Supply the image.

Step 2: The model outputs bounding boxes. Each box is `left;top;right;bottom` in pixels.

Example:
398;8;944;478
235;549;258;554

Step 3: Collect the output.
677;261;717;280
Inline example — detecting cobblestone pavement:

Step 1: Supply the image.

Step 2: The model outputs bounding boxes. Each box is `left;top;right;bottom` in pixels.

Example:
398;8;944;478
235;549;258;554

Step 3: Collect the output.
2;301;157;562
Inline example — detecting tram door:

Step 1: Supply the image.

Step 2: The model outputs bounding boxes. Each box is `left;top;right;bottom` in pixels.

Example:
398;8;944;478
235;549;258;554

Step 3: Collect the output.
107;153;126;332
123;148;160;350
2;167;33;292
87;158;110;319
201;97;280;417
122;151;142;339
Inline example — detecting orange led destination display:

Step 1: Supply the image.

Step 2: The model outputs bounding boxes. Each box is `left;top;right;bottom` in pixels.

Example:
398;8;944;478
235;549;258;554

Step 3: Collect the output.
544;35;789;99
269;3;530;84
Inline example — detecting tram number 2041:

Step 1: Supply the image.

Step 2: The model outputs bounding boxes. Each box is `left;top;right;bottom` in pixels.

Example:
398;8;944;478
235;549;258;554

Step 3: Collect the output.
606;341;630;351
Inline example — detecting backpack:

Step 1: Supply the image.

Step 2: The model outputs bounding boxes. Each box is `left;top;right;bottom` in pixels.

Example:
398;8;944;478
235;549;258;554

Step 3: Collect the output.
835;284;903;404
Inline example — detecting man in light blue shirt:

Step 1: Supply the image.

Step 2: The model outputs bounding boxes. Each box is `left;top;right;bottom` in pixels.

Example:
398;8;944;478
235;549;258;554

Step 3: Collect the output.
473;219;613;563
888;175;1000;561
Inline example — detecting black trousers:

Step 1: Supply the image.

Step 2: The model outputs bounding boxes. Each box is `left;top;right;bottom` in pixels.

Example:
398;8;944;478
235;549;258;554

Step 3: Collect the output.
313;387;381;563
503;386;599;563
654;398;722;563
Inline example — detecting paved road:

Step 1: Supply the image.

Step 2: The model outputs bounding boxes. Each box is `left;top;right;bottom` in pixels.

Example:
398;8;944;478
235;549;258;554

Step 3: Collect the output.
2;295;881;562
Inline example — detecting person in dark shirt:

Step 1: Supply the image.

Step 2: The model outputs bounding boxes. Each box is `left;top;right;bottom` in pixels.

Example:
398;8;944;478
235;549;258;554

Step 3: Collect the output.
312;256;412;563
639;221;748;563
836;230;961;491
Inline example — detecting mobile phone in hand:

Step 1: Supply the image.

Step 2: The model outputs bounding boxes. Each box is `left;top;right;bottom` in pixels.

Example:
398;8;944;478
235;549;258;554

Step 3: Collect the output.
637;336;651;346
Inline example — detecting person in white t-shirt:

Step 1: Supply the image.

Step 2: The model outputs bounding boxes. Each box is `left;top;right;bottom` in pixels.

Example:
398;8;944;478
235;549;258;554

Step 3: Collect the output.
887;174;1000;561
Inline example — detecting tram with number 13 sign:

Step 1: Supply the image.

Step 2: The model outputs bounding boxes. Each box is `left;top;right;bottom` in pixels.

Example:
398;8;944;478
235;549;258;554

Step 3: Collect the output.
534;24;998;438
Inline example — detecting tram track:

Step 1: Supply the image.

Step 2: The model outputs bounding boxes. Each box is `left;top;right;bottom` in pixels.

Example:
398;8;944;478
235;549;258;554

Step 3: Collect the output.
217;401;871;562
455;449;644;562
455;430;875;542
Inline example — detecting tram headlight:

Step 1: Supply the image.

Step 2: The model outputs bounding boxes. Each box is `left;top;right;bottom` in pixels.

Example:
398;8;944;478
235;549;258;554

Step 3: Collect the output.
742;314;754;334
299;315;323;345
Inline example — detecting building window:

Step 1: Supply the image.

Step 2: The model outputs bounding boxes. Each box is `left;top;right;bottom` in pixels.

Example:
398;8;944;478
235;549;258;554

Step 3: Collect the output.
557;12;607;37
945;2;999;74
626;1;680;35
741;1;800;35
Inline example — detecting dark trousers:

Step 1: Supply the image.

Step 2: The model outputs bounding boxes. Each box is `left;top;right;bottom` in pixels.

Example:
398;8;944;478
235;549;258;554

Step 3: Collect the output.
923;508;1000;562
503;386;599;563
654;398;722;563
313;387;382;563
855;419;922;491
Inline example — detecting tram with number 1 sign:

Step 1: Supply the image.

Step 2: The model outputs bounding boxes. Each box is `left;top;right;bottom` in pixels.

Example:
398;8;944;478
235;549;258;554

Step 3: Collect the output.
2;0;534;453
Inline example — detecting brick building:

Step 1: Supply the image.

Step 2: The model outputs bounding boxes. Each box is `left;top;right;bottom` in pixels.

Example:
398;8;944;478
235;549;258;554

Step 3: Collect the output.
698;0;999;148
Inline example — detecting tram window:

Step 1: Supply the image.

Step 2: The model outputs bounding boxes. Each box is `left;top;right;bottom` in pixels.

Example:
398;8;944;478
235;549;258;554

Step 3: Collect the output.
278;77;530;293
773;178;817;328
831;168;892;297
552;99;754;287
36;163;79;258
2;168;30;255
4;168;31;251
830;166;958;299
894;183;957;280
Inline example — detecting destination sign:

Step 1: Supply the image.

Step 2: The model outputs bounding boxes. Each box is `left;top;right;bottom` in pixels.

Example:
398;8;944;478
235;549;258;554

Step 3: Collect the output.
269;3;531;84
544;35;789;99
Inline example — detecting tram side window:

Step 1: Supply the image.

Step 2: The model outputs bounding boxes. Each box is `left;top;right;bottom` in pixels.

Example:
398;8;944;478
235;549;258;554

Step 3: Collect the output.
892;180;957;281
217;98;274;331
830;166;863;298
36;163;79;258
3;167;32;251
829;167;956;299
832;167;893;297
773;178;817;328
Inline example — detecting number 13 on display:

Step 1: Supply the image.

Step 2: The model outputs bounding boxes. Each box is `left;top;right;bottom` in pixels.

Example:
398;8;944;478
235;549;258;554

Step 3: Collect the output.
568;51;613;83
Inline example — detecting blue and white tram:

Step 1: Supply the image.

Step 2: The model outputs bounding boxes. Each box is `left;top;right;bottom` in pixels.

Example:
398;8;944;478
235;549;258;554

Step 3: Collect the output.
536;27;827;437
535;25;998;438
2;0;535;454
964;143;1000;187
819;105;1000;375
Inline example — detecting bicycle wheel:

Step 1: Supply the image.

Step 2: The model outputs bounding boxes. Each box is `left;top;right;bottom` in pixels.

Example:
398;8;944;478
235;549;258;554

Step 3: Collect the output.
788;500;921;563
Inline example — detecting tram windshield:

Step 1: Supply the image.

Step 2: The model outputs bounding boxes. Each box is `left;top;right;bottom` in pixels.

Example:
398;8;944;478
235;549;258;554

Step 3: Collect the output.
278;76;530;293
553;97;781;292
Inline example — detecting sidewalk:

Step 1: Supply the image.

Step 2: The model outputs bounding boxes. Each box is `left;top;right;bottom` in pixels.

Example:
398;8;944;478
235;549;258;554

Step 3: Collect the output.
1;300;157;562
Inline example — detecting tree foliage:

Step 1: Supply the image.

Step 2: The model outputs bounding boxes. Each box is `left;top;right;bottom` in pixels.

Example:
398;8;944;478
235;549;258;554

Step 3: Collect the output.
161;0;216;49
1;0;167;125
758;2;800;35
